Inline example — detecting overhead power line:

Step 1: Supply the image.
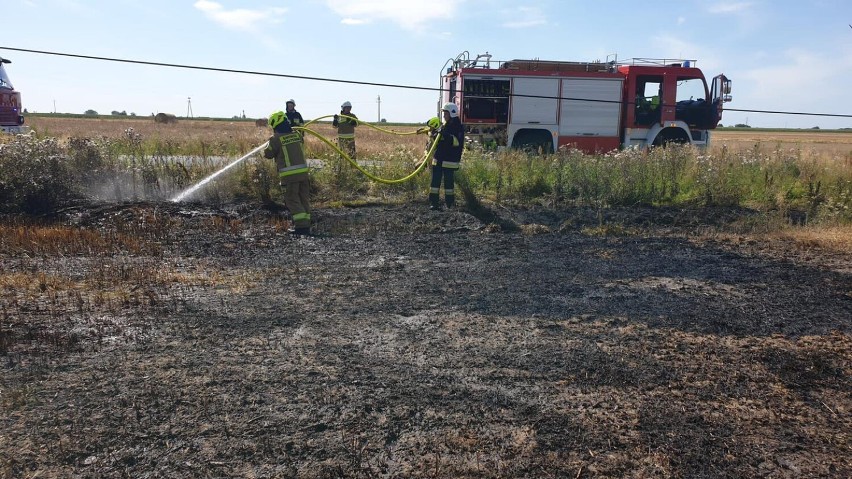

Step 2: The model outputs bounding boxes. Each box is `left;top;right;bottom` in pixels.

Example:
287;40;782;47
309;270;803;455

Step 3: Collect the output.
2;46;851;120
0;46;435;92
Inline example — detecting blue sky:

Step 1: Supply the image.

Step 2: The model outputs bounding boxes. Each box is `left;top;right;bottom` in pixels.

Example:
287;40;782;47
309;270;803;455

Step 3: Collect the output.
4;0;852;128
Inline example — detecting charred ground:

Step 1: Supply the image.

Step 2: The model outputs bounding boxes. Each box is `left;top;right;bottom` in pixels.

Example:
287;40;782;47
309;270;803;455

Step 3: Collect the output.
1;201;850;478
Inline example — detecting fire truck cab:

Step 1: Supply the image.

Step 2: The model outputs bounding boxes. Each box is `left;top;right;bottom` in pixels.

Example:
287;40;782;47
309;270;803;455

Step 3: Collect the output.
0;56;26;134
440;52;732;153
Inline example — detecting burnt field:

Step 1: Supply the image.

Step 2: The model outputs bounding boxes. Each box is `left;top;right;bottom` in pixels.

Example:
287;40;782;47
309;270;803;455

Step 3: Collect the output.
1;201;850;478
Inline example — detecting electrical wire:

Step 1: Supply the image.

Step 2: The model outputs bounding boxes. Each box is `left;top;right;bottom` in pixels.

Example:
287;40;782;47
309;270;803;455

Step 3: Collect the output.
2;46;851;120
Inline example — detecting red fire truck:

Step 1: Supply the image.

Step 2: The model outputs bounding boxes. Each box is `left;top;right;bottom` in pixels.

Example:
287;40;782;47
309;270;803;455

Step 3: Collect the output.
440;51;732;153
0;56;26;134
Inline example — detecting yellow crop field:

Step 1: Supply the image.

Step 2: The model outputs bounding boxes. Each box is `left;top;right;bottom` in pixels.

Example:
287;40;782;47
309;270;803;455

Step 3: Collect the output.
714;129;852;158
23;115;428;156
23;116;852;159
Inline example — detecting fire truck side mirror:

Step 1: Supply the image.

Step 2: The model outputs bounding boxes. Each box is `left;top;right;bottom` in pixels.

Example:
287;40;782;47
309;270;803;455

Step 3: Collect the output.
723;79;732;95
723;95;733;103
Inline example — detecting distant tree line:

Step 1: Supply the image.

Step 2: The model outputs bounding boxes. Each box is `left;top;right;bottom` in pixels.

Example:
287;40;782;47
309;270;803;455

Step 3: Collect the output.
82;110;137;116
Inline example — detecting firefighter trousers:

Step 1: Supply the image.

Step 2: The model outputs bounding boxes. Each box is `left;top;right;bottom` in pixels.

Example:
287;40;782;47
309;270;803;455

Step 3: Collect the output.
283;178;311;230
337;137;356;160
429;165;455;208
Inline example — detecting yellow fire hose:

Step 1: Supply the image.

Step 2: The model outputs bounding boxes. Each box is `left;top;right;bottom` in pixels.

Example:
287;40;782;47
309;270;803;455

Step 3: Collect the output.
292;114;441;185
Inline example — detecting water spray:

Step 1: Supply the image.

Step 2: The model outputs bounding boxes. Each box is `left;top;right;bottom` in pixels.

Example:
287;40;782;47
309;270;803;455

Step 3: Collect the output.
171;142;268;203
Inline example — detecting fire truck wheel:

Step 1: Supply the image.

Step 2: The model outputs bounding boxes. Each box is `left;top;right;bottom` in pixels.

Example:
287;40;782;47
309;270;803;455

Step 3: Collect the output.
512;130;554;154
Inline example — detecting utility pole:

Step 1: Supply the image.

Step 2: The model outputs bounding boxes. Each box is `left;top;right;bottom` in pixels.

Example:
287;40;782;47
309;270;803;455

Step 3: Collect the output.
187;97;193;118
377;95;381;122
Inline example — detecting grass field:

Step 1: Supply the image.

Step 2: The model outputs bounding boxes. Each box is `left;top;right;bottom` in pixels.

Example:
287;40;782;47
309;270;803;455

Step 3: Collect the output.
27;115;852;151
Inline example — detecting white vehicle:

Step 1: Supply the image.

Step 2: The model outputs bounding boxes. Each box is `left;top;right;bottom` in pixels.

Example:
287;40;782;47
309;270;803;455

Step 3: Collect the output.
440;52;732;153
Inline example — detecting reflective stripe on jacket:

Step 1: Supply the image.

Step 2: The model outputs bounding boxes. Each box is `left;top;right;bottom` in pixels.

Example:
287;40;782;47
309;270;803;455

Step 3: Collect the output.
264;130;309;183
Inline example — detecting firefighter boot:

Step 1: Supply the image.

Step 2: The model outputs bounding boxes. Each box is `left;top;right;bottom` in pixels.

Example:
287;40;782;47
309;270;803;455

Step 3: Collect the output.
294;227;312;236
445;196;455;210
429;193;441;211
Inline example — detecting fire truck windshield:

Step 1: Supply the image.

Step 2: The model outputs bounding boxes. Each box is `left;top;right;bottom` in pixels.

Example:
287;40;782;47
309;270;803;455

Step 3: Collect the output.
0;65;13;90
676;77;707;102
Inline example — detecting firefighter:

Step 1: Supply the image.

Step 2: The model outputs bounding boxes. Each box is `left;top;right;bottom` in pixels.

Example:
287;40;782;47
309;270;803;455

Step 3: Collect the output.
264;111;312;235
284;99;304;130
429;103;464;210
332;101;358;160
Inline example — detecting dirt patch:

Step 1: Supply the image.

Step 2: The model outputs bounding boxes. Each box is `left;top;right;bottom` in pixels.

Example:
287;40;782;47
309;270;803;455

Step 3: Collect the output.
2;202;850;478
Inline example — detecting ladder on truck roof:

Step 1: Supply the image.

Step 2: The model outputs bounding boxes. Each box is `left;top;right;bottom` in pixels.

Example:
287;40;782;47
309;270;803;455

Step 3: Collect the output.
622;57;699;68
499;58;615;73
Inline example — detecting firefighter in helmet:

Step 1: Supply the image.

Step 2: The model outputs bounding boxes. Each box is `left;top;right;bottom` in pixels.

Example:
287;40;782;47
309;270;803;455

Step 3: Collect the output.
263;111;312;235
284;99;304;131
429;102;464;210
332;101;358;160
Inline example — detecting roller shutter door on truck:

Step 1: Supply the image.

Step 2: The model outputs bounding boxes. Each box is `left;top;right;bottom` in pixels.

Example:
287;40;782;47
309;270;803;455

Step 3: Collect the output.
559;78;623;136
510;77;559;126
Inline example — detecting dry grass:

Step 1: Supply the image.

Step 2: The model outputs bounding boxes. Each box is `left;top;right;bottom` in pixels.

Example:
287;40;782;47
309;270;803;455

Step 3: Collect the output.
26;116;852;156
770;224;852;253
0;223;154;255
714;129;852;158
700;224;852;256
25;116;429;158
27;116;268;146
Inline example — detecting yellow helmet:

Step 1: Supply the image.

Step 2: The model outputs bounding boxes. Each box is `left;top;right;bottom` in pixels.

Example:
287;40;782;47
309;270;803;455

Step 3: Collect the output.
268;111;287;129
426;117;441;129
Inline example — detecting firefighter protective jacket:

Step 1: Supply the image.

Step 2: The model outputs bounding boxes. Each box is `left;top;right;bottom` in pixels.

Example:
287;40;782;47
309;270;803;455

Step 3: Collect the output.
286;110;304;128
334;112;358;138
432;117;463;169
264;123;309;184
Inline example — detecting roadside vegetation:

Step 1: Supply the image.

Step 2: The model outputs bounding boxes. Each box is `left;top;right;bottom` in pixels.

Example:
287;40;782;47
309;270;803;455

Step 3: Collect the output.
3;117;851;223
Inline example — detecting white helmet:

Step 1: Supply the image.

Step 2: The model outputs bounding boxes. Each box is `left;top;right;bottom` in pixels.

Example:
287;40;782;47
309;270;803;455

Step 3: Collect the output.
442;102;458;118
286;99;296;105
341;101;352;108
